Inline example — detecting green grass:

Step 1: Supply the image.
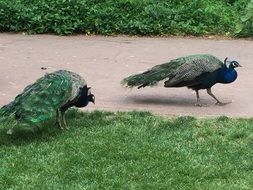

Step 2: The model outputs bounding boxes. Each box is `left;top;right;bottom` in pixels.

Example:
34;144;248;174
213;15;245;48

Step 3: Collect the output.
1;110;253;189
0;0;251;36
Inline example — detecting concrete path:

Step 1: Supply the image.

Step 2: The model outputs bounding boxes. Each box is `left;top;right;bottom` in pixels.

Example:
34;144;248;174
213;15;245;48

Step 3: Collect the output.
0;34;252;117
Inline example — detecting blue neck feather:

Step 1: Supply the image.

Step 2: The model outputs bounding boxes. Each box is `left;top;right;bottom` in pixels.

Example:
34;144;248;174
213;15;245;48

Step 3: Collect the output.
75;87;90;107
218;66;237;84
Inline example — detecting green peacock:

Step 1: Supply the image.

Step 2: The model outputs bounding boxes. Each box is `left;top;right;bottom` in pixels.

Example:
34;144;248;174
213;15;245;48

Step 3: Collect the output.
122;54;241;106
0;70;95;134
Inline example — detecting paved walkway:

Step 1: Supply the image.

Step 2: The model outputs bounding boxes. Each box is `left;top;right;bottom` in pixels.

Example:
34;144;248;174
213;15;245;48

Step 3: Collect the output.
0;34;252;117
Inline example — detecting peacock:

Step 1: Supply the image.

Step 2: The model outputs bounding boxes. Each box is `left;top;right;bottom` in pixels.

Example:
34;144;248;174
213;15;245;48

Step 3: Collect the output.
121;54;241;106
0;70;95;134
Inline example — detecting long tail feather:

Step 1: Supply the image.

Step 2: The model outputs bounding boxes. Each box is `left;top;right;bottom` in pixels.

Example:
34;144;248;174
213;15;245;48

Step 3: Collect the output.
0;102;17;127
121;59;184;88
0;102;14;117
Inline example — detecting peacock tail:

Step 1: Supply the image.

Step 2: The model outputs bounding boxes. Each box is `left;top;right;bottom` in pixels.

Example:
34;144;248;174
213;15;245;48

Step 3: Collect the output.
0;70;86;126
121;54;223;88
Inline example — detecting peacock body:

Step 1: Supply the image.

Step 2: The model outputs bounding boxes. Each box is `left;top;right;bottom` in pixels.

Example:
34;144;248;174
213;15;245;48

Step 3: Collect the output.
122;54;241;105
0;70;95;133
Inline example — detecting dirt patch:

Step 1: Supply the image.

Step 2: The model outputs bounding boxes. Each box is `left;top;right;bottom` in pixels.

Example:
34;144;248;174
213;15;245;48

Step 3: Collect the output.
0;34;252;117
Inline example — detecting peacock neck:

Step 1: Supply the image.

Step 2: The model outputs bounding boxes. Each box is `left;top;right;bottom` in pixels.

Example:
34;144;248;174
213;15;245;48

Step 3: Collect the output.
218;66;237;84
75;86;90;107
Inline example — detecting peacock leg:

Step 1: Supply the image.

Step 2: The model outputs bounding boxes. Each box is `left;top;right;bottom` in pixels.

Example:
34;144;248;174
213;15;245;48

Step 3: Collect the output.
56;109;64;129
61;110;69;130
194;90;202;107
206;88;231;106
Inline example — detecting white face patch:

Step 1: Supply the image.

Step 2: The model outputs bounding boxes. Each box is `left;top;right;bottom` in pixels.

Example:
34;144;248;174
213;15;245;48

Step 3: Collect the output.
232;62;238;67
225;58;231;68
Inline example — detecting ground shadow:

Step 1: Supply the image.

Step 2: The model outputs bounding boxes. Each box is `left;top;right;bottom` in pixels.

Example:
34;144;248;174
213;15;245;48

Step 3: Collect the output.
0;110;97;146
124;95;209;107
0;124;63;146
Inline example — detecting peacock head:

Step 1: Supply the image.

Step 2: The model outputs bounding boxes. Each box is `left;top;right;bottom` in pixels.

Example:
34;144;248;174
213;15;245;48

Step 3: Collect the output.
88;87;95;104
224;57;242;69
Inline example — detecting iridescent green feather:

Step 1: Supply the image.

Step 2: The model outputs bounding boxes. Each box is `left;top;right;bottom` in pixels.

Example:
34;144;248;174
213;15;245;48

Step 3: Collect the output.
0;70;85;126
121;54;223;88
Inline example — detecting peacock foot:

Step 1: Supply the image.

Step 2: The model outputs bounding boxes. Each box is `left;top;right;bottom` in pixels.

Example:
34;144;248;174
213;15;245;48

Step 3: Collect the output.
194;103;203;107
215;101;232;106
54;121;64;130
54;121;69;130
194;102;209;107
63;124;69;130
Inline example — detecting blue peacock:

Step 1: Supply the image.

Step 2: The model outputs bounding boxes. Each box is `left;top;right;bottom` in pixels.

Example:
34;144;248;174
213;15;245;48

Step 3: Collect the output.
122;54;241;106
0;70;95;134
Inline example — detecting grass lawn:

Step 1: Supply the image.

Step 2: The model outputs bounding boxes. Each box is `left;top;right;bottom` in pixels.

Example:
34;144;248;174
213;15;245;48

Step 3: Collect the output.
0;110;253;189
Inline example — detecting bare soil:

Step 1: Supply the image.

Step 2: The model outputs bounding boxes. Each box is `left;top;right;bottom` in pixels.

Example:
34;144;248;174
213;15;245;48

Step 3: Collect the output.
0;34;252;117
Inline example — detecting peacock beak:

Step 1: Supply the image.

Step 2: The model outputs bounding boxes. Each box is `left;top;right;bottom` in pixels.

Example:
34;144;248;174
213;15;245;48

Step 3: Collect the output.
238;64;242;67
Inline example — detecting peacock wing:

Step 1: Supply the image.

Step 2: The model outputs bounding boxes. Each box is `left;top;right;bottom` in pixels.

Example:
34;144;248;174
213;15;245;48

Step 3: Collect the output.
164;54;223;86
